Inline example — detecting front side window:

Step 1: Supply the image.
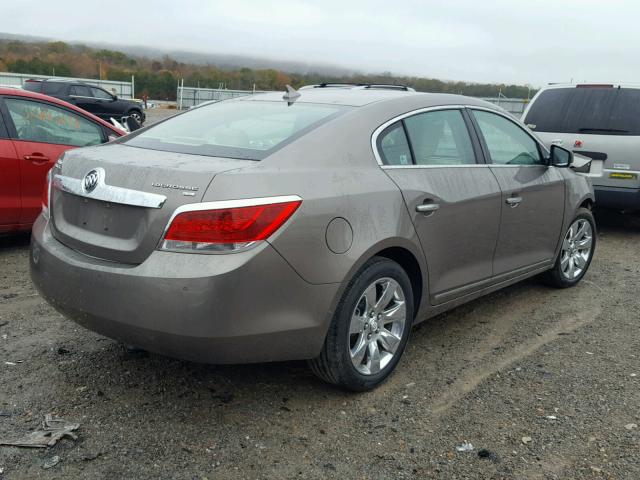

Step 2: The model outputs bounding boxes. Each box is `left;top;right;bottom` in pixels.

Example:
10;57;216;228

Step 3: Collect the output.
92;88;113;100
472;110;543;166
404;109;476;165
378;122;412;166
5;98;104;147
125;100;346;160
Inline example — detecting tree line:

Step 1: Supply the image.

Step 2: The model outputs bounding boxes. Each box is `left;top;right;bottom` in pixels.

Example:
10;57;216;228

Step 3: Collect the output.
0;39;535;100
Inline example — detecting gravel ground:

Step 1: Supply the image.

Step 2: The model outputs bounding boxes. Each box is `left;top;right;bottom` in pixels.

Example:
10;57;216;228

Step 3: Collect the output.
144;107;180;126
0;210;639;479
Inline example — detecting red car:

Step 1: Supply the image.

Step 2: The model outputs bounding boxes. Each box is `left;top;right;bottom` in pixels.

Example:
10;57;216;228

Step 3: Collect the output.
0;87;124;233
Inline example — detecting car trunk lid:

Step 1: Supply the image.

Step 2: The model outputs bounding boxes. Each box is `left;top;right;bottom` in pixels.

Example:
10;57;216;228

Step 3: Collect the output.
50;144;252;264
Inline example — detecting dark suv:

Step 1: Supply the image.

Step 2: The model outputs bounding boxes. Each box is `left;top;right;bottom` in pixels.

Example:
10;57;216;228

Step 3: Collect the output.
23;79;145;124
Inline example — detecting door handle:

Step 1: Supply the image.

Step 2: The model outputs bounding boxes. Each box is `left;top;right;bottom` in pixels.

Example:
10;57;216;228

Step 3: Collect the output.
416;203;440;214
506;196;523;207
24;154;51;164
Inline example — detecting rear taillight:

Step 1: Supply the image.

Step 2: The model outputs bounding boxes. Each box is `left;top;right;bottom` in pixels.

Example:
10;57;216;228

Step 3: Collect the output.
159;196;301;253
42;169;52;218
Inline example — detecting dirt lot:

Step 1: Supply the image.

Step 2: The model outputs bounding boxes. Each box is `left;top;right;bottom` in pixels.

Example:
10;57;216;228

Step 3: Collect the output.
0;209;639;480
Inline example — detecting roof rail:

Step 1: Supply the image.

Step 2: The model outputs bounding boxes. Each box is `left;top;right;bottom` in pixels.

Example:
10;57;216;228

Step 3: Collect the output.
301;83;415;92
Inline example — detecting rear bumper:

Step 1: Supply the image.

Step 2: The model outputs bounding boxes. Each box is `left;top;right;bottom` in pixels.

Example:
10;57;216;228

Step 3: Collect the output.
29;216;339;364
594;185;640;210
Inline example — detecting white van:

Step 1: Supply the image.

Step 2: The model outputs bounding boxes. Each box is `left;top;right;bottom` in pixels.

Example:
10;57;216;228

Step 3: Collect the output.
523;84;640;209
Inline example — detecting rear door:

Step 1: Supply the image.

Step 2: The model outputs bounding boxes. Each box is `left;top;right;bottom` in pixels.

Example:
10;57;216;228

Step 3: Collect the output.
378;107;502;304
0;101;20;229
469;108;565;276
3;97;106;225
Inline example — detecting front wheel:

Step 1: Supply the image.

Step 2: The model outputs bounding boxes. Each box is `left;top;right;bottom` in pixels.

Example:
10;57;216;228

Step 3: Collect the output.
542;207;596;288
127;110;143;124
309;257;414;391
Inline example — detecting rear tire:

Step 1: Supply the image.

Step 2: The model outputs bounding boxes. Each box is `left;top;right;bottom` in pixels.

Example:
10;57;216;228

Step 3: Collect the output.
309;256;414;391
542;208;596;288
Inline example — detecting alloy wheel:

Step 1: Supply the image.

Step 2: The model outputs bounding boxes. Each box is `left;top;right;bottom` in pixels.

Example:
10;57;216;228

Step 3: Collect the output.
348;277;407;375
560;219;593;280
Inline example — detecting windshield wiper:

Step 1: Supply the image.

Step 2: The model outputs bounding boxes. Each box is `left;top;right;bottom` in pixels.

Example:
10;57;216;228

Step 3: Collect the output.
578;127;629;133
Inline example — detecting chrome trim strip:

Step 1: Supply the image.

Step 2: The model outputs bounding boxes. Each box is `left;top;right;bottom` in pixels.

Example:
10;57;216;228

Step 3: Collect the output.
371;103;550;169
371;105;466;167
53;168;167;209
161;194;303;238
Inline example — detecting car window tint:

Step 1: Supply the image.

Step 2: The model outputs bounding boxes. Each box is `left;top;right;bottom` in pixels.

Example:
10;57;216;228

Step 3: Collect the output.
5;98;104;147
69;85;91;97
472;110;542;165
126;100;346;160
91;88;112;100
404;110;475;165
43;82;67;95
22;82;42;93
378;122;412;165
523;87;640;135
0;105;8;138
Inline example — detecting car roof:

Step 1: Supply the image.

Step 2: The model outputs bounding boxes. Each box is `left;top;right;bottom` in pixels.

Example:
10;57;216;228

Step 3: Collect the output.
244;87;498;110
540;83;640;91
0;87;123;134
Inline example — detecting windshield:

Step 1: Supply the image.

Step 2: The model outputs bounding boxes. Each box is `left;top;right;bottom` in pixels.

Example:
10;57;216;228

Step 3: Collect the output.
524;87;640;136
125;99;347;160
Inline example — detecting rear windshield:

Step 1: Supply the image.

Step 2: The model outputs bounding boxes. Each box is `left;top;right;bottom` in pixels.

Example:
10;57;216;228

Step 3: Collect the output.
22;81;42;93
524;87;640;135
125;100;347;160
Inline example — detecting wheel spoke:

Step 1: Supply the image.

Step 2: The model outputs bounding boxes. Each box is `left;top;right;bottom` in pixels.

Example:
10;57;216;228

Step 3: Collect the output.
560;253;570;270
374;280;396;314
363;284;377;313
574;221;586;241
381;301;406;326
577;236;592;250
351;337;367;365
350;314;366;334
575;254;587;269
567;257;576;278
378;329;401;354
368;341;381;374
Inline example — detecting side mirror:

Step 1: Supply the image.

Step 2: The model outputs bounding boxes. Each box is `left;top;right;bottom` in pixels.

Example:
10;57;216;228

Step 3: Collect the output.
550;144;573;168
112;95;118;101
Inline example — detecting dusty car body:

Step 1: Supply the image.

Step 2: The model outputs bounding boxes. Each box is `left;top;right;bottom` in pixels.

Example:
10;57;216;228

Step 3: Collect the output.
30;86;595;390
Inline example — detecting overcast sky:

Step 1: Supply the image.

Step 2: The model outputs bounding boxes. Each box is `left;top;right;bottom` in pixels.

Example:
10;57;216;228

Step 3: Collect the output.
2;0;638;86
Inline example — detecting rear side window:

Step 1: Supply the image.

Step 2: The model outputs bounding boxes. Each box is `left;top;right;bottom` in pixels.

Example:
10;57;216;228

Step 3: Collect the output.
404;109;476;165
378;122;412;165
125;100;346;160
524;87;640;135
69;85;91;97
5;98;104;147
43;82;67;95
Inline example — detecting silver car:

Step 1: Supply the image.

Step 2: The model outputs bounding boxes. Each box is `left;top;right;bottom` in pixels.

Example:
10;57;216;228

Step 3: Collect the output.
523;83;640;210
30;85;596;390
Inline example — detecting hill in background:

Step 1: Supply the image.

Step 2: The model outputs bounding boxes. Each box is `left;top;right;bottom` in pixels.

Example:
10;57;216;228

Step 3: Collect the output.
0;34;534;100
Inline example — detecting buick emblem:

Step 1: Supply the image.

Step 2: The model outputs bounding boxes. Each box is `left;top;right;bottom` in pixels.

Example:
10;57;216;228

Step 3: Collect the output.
83;170;100;192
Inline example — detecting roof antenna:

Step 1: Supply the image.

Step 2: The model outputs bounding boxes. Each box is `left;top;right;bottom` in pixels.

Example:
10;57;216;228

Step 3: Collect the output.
283;85;301;106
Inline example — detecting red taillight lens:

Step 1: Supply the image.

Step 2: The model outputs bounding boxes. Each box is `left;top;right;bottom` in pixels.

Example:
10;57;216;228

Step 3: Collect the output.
161;198;301;252
42;169;52;217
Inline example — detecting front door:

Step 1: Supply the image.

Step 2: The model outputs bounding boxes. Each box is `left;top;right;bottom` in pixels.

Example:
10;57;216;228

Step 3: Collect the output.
377;108;502;304
0;104;20;229
3;97;106;225
469;109;565;275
